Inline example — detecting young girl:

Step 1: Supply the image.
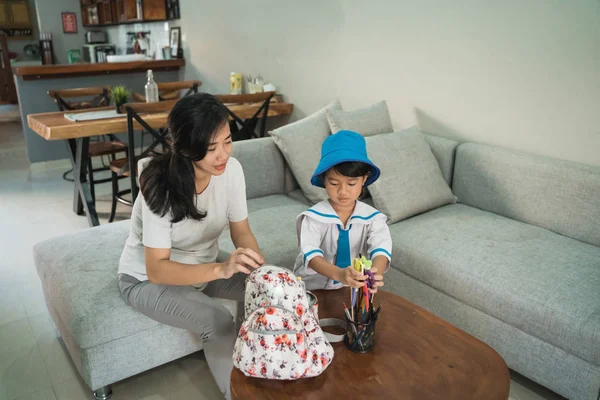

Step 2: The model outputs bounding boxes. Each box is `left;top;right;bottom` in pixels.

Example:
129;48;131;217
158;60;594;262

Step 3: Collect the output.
293;130;392;291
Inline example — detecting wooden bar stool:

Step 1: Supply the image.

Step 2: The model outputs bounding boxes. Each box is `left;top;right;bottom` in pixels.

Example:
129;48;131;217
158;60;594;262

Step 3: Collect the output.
48;87;128;204
214;91;275;141
108;100;176;222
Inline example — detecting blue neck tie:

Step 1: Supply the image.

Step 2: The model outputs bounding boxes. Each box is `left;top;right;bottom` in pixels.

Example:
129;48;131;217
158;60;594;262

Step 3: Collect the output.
334;225;352;284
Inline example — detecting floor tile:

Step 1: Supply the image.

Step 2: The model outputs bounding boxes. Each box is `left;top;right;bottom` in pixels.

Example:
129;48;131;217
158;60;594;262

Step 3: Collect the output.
21;280;49;318
110;359;171;400
162;353;221;400
0;347;53;400
29;313;80;385
0;284;28;326
52;377;91;400
0;319;35;357
14;387;58;400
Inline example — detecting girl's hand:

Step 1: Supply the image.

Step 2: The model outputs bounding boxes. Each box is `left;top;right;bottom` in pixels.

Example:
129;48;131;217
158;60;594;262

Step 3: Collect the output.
338;266;366;289
368;266;384;294
219;248;264;279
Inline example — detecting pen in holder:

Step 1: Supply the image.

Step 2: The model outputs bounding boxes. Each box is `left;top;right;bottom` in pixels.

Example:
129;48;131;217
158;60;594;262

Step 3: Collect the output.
343;254;382;353
344;309;379;353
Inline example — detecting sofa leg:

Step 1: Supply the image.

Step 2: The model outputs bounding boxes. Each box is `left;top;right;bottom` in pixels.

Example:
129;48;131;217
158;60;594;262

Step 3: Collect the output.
93;386;112;400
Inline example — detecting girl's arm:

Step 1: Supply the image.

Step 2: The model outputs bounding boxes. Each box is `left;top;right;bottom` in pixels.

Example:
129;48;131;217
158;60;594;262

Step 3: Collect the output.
366;215;393;273
372;255;389;275
308;256;365;288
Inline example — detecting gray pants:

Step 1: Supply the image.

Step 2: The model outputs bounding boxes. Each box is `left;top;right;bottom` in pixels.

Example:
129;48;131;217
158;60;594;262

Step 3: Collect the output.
118;273;247;400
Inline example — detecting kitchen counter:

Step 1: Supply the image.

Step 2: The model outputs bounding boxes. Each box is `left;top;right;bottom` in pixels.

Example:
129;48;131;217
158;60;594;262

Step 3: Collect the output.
14;59;185;80
10;59;43;68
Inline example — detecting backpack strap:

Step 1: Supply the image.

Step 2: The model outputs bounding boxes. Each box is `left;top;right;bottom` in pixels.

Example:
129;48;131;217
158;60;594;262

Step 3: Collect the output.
319;318;346;343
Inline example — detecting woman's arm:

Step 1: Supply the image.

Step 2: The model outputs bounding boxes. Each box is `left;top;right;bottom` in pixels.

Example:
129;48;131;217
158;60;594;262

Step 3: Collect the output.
145;246;263;285
145;247;223;285
229;218;263;260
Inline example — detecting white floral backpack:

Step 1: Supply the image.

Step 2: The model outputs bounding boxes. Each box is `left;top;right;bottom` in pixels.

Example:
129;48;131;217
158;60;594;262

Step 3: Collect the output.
232;265;334;380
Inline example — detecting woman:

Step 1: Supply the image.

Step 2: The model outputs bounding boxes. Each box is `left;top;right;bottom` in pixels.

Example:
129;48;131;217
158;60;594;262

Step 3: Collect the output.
117;93;264;399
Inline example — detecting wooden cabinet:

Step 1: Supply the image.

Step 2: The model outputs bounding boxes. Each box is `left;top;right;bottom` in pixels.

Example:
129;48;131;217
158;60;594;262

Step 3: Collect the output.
82;4;100;25
0;0;33;39
7;1;29;25
142;0;166;21
115;0;139;22
80;0;178;26
97;0;114;24
0;4;9;25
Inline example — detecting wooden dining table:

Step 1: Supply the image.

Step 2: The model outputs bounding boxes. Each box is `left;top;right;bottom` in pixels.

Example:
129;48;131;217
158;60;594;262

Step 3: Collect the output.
27;101;294;226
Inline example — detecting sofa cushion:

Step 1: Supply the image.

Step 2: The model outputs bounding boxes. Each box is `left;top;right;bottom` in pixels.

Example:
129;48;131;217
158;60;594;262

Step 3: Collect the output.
232;137;286;200
423;133;460;186
326;100;393;137
219;195;307;269
270;100;340;204
286;188;311;206
366;128;457;223
33;221;164;349
453;143;600;247
389;204;600;366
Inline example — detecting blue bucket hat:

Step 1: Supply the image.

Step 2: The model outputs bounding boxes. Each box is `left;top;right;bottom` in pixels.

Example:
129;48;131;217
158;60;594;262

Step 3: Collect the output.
310;130;380;188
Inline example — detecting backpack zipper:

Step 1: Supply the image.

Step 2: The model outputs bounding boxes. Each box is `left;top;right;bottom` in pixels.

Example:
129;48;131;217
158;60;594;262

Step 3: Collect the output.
248;328;298;335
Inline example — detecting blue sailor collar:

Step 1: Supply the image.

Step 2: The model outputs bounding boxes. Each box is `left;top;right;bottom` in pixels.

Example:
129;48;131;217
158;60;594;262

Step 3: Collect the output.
300;200;386;228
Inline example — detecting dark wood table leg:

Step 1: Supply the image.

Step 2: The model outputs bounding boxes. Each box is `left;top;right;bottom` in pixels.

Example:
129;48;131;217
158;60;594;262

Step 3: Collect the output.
127;113;139;204
73;137;100;227
66;139;84;215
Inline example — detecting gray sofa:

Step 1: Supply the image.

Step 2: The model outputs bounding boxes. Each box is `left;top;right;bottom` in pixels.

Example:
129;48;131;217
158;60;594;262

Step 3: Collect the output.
33;132;600;400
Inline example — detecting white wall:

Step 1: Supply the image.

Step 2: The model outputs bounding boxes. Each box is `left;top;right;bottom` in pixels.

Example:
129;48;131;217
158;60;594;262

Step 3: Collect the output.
177;0;600;167
34;0;85;64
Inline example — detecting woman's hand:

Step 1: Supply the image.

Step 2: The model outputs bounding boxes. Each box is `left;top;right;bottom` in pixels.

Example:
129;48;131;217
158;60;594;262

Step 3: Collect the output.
337;266;366;289
368;266;384;294
219;248;264;279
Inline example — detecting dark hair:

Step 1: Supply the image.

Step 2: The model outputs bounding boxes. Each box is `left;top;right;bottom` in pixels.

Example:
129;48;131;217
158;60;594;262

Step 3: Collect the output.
139;93;229;223
321;161;371;182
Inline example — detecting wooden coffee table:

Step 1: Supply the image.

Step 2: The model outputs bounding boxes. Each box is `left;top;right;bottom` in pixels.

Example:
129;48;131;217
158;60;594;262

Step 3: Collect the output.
230;288;510;399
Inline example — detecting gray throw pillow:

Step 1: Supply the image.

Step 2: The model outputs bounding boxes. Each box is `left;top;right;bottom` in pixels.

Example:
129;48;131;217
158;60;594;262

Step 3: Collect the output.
327;100;393;137
270;100;341;204
366;127;457;223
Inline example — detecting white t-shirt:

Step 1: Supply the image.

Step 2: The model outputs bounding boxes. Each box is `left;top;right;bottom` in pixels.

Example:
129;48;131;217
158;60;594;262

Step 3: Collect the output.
118;157;248;289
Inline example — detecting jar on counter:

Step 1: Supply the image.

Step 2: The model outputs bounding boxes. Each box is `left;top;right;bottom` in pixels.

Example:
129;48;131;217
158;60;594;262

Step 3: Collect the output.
230;72;242;95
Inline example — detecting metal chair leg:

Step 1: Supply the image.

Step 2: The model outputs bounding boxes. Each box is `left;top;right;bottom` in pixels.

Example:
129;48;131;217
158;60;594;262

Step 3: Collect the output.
93;385;112;400
108;172;118;223
87;158;96;204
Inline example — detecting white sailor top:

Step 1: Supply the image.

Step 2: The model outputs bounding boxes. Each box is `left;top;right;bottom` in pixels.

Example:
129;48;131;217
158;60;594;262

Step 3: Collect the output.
292;200;393;291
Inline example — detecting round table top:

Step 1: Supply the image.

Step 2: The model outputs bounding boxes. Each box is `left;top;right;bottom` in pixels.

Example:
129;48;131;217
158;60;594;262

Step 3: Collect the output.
230;288;510;400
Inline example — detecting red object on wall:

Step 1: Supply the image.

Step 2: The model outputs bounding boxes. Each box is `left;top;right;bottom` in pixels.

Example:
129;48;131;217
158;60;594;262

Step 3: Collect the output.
62;12;78;33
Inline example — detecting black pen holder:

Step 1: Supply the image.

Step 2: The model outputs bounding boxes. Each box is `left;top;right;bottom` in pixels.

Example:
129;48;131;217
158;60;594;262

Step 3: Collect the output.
344;314;377;353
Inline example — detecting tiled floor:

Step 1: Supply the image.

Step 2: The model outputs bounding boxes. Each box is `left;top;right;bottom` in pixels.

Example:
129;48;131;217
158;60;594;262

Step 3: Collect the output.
0;120;566;399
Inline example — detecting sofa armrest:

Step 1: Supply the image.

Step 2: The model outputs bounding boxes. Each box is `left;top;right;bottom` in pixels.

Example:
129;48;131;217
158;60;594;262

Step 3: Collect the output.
232;137;287;200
